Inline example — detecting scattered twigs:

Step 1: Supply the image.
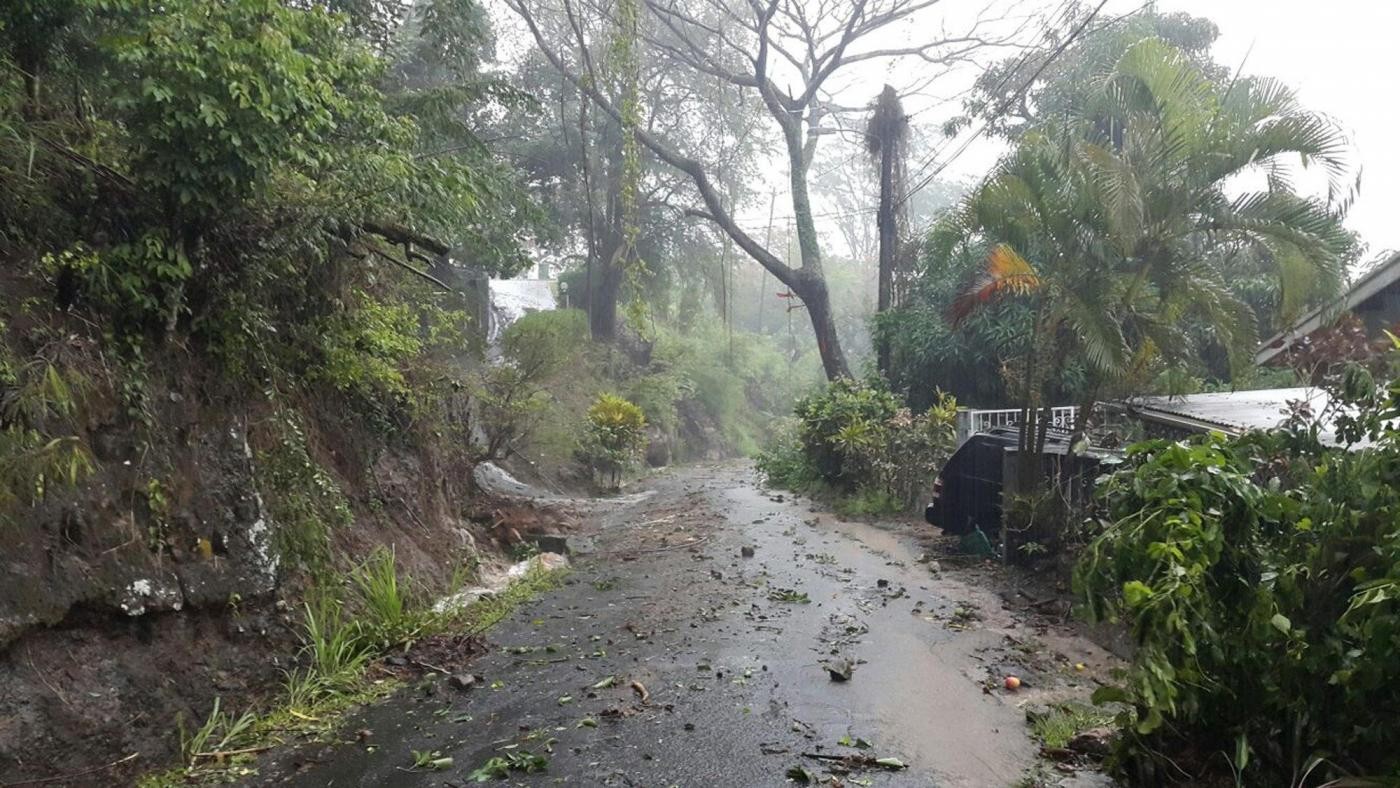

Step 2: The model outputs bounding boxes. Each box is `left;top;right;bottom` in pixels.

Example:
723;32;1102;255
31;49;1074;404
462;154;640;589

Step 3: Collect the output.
411;658;450;675
0;752;138;786
192;745;275;760
25;645;71;710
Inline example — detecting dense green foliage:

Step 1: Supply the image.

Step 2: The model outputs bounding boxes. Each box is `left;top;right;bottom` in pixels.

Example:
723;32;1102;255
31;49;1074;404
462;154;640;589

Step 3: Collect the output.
0;0;541;528
495;310;821;480
0;341;92;517
793;379;902;487
758;379;957;514
1077;363;1400;783
473;310;589;460
884;14;1354;411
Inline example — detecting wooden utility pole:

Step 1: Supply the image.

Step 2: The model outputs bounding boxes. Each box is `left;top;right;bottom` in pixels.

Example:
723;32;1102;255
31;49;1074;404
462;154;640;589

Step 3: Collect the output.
758;192;776;334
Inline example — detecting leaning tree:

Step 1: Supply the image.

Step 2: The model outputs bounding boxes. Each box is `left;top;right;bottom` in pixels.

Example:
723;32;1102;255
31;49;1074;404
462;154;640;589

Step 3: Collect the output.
504;0;1031;379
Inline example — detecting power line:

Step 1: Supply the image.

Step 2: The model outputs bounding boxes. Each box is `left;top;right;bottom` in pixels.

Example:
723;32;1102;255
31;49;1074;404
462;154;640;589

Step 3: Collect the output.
900;0;1157;242
898;0;1111;212
722;1;1149;244
901;0;1081;192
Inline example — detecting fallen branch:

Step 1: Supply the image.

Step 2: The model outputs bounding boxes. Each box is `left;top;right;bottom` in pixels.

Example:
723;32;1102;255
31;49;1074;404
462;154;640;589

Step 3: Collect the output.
368;248;455;293
0;752;138;786
361;220;450;256
800;752;907;770
192;745;275;760
411;658;451;675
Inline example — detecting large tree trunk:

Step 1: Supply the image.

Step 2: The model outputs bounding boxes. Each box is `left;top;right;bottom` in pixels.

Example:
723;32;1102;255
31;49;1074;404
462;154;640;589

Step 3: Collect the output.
590;243;624;339
790;269;849;380
508;2;856;378
875;143;896;376
778;112;852;380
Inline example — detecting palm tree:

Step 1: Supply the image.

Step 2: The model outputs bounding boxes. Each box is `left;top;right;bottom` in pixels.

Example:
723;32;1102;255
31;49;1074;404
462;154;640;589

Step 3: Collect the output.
947;37;1353;473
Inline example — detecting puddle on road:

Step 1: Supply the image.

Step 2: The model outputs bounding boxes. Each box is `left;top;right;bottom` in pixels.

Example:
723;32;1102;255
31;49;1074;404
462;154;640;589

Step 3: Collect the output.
714;480;1041;786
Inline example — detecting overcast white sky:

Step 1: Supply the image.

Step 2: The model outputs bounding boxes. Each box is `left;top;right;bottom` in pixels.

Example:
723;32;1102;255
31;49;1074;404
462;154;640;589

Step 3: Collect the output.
1167;0;1400;263
942;0;1400;267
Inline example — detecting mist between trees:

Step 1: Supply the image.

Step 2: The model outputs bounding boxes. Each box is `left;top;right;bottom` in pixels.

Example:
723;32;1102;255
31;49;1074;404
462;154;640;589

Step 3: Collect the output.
2;0;1395;784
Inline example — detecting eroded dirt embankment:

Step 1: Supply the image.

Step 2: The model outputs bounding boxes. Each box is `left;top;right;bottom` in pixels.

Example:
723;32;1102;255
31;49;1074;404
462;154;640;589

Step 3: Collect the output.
0;392;577;788
253;463;1119;787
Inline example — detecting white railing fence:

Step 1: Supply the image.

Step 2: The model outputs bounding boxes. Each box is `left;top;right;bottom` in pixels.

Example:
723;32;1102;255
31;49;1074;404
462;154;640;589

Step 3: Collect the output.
955;406;1078;446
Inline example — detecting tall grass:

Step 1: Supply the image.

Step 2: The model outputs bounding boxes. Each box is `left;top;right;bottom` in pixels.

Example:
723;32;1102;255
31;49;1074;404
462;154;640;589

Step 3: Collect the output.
302;590;371;679
178;697;257;766
350;545;434;650
146;550;567;786
281;589;372;713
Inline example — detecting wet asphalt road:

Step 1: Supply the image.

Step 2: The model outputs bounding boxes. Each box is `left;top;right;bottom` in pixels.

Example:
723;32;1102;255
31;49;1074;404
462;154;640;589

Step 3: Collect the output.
258;463;1114;787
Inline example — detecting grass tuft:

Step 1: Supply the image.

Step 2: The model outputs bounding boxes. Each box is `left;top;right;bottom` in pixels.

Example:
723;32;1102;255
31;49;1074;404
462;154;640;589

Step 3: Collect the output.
140;558;567;786
1029;702;1115;749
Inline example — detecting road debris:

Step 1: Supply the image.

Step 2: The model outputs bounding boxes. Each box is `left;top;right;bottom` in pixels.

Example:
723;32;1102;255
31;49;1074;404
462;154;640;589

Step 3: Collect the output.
448;673;482;691
824;658;854;682
801;751;908;770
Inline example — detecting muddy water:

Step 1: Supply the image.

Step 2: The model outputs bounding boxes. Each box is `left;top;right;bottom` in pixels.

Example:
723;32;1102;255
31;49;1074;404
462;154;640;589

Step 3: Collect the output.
255;463;1114;787
713;481;1036;787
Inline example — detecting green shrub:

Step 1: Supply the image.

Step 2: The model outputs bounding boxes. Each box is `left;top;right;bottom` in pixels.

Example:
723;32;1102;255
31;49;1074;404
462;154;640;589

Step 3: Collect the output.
314;292;423;405
578;394;647;489
754;417;819;491
626;371;684;437
473;310;590;460
793;379;901;487
40;239;190;333
473;363;551;460
772;379;957;512
1075;375;1400;783
501;309;589;376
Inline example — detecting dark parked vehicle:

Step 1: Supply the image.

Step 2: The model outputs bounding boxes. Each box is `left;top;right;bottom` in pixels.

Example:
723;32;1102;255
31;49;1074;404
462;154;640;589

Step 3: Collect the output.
924;427;1116;536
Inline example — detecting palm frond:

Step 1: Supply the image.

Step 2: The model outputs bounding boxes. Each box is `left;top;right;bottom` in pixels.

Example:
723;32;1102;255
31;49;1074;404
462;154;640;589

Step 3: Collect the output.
1058;287;1128;375
1080;142;1143;255
949;244;1042;325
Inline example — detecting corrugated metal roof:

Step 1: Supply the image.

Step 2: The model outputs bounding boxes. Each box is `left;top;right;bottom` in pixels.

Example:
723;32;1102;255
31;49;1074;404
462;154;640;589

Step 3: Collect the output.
1125;387;1333;438
1257;252;1400;365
